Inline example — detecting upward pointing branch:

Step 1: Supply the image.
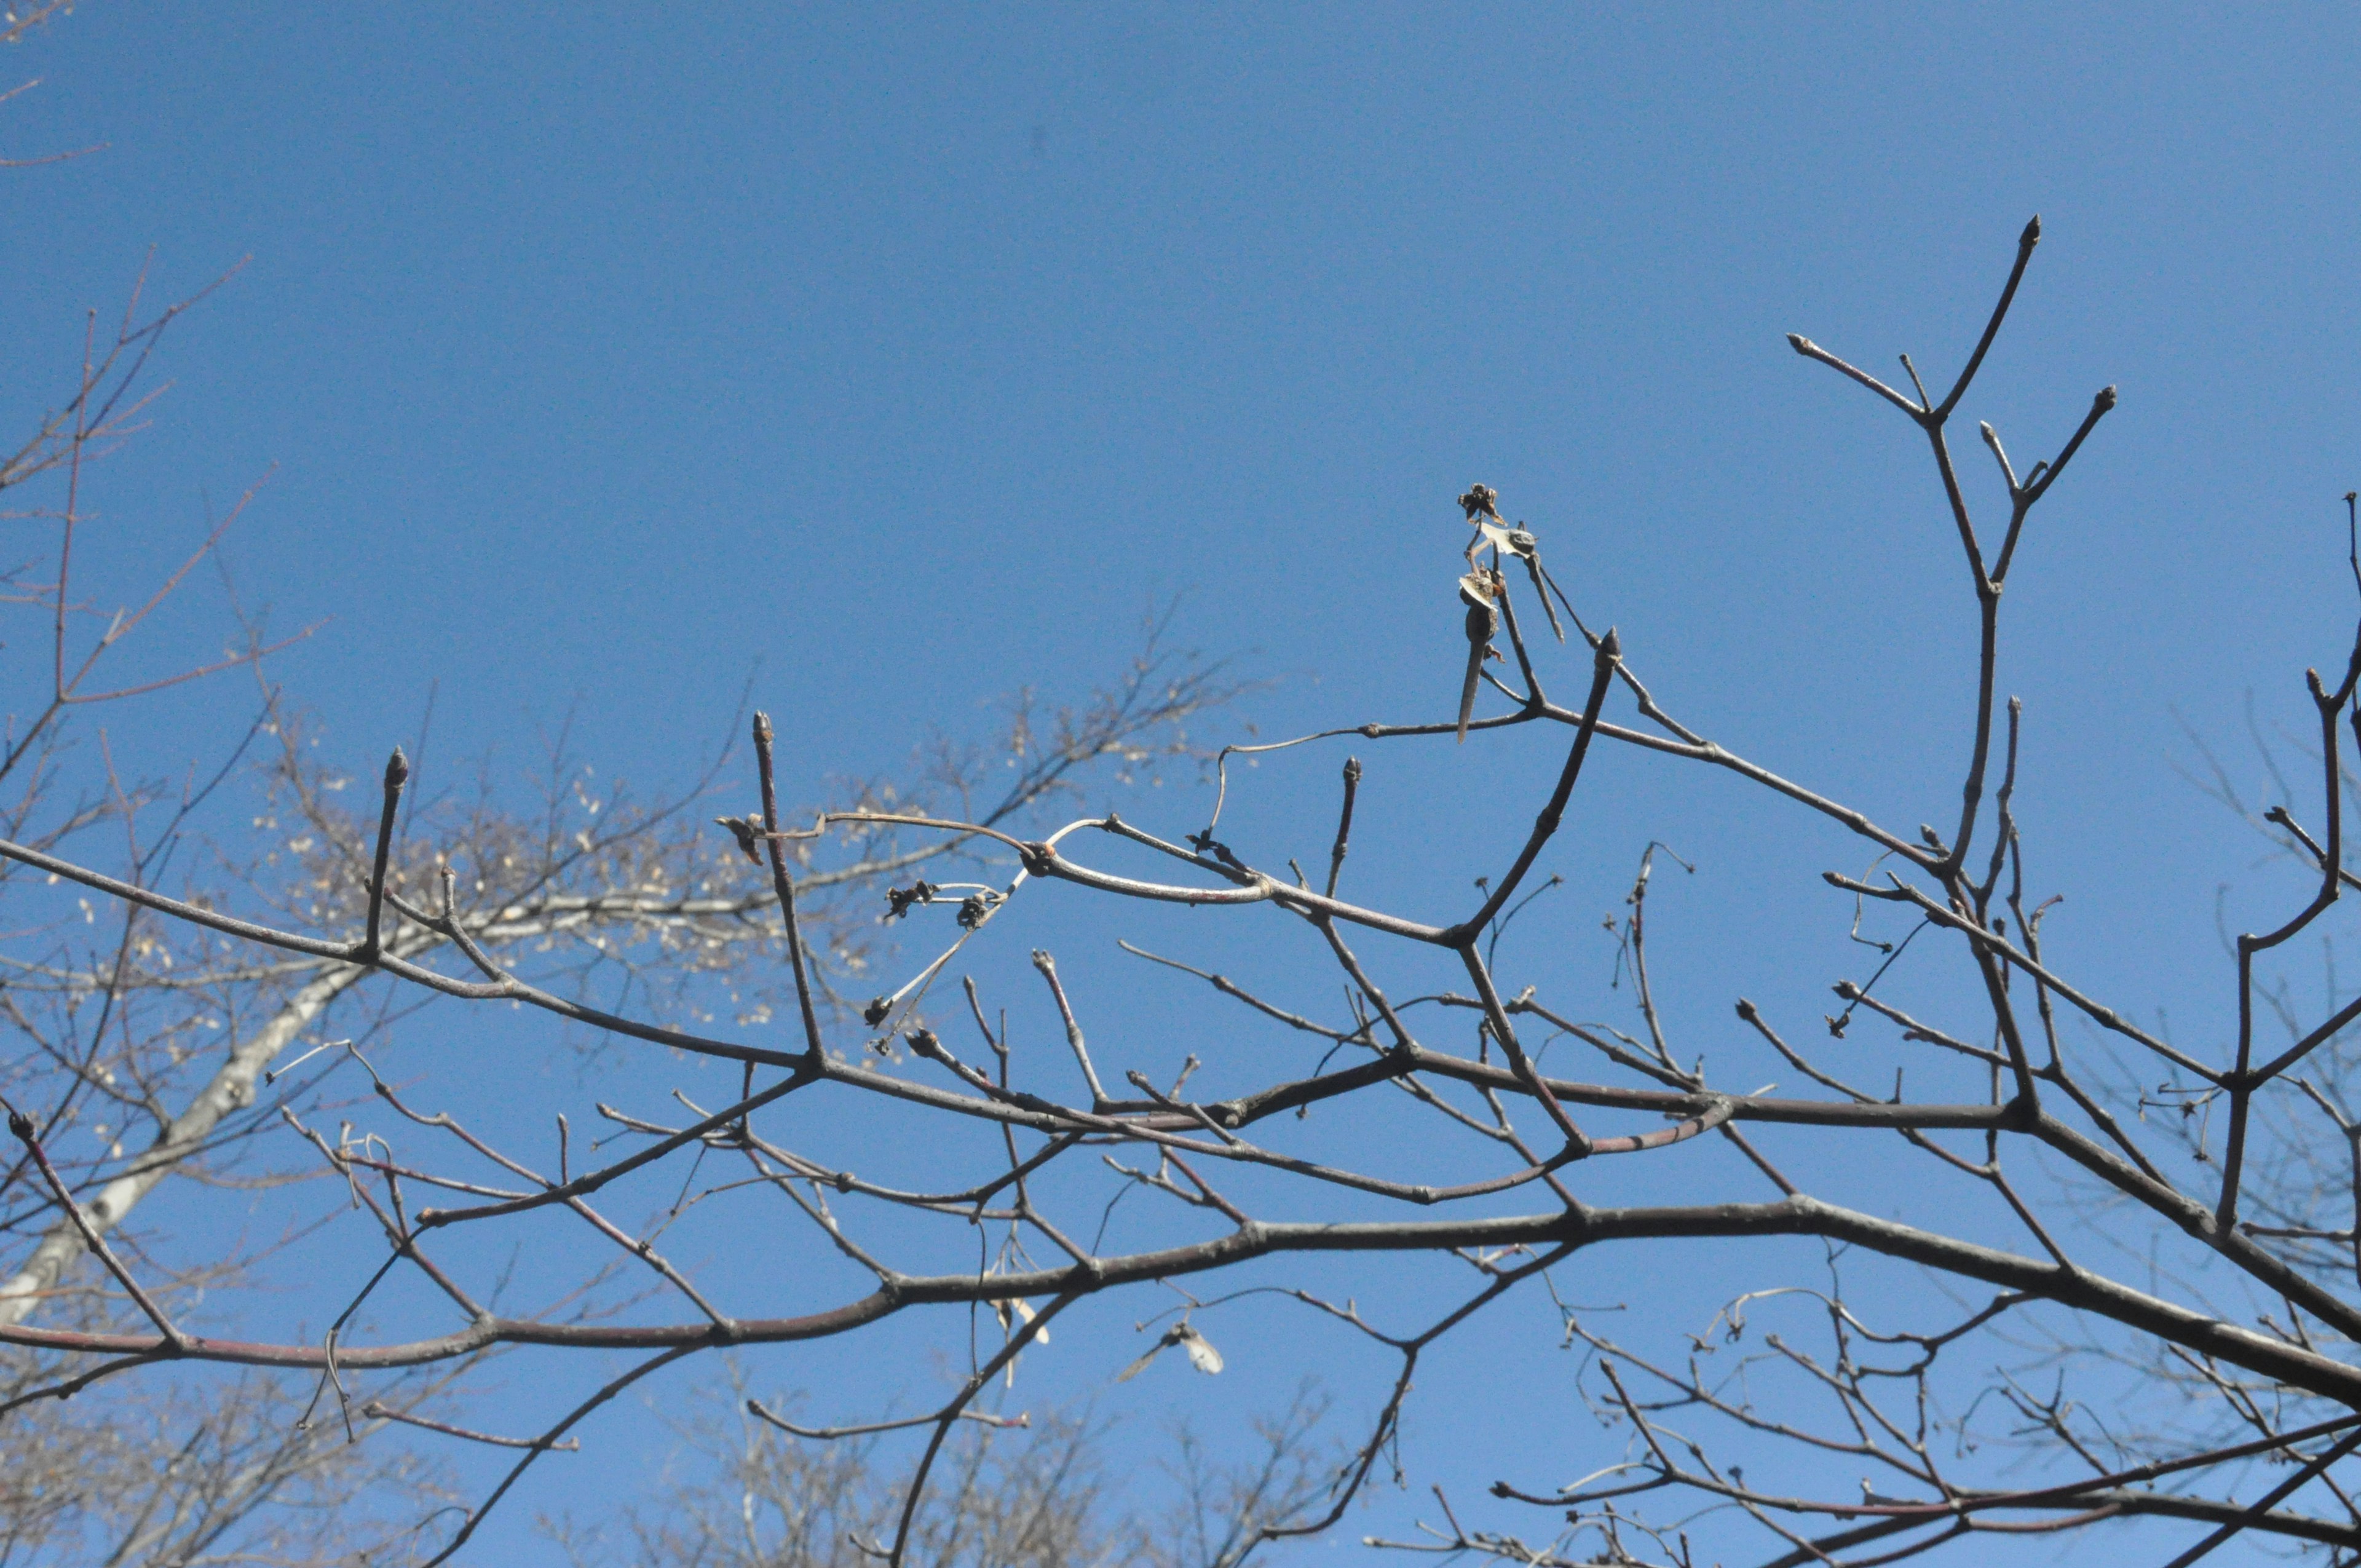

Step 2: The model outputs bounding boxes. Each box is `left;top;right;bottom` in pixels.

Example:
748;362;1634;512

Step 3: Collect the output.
752;711;826;1063
1459;628;1619;940
1936;215;2041;421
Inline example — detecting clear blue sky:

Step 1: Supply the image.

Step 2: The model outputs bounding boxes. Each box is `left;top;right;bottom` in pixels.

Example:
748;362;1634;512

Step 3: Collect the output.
6;5;2360;1562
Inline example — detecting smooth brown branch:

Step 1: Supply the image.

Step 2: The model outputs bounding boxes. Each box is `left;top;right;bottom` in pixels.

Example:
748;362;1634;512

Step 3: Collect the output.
1786;334;1925;419
1990;386;2119;585
885;1290;1078;1566
1947;871;2043;1110
1584;1098;1734;1156
280;1111;484;1321
1829;983;2006;1067
907;1026;1043;1115
1457;628;1620;940
1324;682;1932;866
1264;1244;1578;1559
1326;755;1362;898
2263;802;2361;900
1985;1163;2074;1270
1719;1123;1801;1197
1975;695;2023;908
1163;1152;1253;1225
16;1196;2361;1406
1124;1069;1241;1146
752;711;826;1060
1308;916;1420;1055
1489;561;1548;707
1507;526;1567;644
2039;1048;2174;1190
745;1400;1029;1441
1828;870;2220;1082
1457;947;1590;1158
360;1400;581;1452
737;1122;1075;1215
559;1192;737;1332
2348;490;2360;598
421;1342;701;1567
1030;949;1110;1109
414;1071;812;1229
1978;419;2023;496
1736;999;1879;1107
1934;215;2041;422
2219;674;2355;1230
1438;991;1695;1091
1616;842;1690;1073
752;1153;904;1283
4;1103;189;1350
2020;385;2119;511
0;1346;173;1420
1117;939;1370;1045
1017;836;1453;944
2157;1425;2361;1567
356;745;407;961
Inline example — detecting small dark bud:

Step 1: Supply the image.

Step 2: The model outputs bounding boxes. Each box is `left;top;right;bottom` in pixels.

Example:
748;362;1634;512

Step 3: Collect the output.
1786;333;1813;355
1457;483;1501;520
957;892;999;930
884;881;938;920
2094;384;2118;412
1833;980;1860;999
1734;999;1758;1021
1825;1015;1848;1039
7;1110;31;1141
1597;627;1621;660
1190;834;1247;873
2020;214;2041;248
906;1028;941;1058
862;996;892;1028
1342;756;1362;784
384;746;409;788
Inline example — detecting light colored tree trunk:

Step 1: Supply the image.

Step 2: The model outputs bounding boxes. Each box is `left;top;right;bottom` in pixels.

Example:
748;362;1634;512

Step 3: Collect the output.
0;963;366;1327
